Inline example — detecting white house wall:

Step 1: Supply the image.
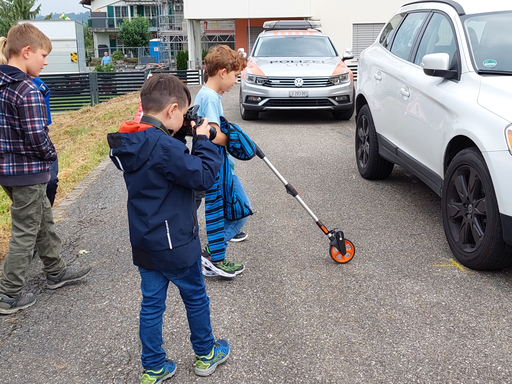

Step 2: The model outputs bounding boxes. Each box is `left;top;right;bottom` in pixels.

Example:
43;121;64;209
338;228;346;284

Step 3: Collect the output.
313;0;405;55
88;0;129;12
184;0;313;19
184;0;405;59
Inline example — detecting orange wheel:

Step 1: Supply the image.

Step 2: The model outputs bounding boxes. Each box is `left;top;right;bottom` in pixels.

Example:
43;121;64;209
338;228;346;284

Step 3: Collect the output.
330;240;355;263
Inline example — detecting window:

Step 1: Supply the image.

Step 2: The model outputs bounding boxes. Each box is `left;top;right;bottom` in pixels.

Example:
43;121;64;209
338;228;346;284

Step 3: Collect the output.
144;5;158;18
379;14;405;49
253;36;336;58
114;6;128;19
414;13;457;65
353;23;385;58
390;12;429;61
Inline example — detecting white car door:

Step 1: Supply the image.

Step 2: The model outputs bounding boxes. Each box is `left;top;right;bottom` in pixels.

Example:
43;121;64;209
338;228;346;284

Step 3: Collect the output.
396;13;460;180
382;12;430;150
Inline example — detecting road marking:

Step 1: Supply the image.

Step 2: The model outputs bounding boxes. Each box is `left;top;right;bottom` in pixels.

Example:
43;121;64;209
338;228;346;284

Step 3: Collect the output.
433;258;466;271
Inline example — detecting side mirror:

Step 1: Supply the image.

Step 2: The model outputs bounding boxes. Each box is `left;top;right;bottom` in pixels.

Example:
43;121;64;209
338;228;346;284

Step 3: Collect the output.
421;53;457;79
342;48;354;61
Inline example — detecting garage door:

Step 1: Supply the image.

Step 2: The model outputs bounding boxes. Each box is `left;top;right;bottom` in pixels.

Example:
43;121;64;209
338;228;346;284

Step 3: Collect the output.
247;27;265;55
352;23;385;58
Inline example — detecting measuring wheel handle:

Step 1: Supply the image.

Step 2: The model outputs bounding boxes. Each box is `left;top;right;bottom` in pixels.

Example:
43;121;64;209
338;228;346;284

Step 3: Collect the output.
329;230;355;263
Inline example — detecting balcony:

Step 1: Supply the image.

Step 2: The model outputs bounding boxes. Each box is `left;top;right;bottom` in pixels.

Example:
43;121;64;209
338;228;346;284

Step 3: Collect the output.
88;16;158;31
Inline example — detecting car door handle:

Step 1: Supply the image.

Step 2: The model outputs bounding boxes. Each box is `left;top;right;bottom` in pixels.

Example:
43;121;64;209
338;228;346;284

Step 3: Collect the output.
374;73;382;81
400;87;410;98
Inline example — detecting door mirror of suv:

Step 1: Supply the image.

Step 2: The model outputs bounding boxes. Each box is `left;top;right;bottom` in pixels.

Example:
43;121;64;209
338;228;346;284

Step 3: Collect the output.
421;53;457;79
342;48;354;61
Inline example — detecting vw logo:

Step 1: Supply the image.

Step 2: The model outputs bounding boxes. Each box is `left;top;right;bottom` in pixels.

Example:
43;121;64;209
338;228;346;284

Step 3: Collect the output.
294;78;304;87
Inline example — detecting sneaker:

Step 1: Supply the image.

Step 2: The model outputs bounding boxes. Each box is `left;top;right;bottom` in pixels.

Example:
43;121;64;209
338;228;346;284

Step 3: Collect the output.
46;266;92;290
194;339;230;377
0;293;37;315
141;359;176;384
228;231;248;243
202;266;219;277
201;255;245;278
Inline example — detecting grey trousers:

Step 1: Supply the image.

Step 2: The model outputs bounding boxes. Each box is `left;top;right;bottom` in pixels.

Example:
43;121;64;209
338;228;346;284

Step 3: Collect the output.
0;184;65;297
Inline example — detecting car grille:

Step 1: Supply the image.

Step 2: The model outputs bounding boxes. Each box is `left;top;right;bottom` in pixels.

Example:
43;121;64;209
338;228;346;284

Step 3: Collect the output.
262;77;332;88
265;98;334;107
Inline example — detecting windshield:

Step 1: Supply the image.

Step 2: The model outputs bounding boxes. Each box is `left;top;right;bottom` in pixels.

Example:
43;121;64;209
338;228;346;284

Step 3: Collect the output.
252;36;337;57
463;11;512;73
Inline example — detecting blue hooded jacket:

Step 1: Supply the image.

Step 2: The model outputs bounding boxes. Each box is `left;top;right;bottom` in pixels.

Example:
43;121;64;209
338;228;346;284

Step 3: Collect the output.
107;122;222;270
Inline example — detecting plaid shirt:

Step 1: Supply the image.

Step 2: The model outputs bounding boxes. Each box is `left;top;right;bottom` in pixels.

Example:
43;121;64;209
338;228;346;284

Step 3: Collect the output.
0;65;56;186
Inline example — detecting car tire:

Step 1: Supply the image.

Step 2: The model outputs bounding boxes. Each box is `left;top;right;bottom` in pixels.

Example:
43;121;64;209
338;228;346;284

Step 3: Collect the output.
240;91;259;120
442;147;512;270
355;104;394;180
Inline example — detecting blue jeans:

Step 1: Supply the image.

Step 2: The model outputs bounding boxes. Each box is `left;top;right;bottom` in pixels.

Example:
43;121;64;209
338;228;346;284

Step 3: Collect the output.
138;260;215;370
223;174;250;242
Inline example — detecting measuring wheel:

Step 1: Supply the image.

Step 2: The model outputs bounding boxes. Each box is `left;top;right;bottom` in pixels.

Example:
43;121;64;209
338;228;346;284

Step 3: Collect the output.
330;239;355;263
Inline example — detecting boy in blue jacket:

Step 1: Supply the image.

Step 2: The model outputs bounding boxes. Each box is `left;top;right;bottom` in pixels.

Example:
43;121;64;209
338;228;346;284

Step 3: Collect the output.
108;74;228;383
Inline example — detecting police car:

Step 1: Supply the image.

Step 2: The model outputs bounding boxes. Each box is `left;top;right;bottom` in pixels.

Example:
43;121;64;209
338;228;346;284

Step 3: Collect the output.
239;20;355;120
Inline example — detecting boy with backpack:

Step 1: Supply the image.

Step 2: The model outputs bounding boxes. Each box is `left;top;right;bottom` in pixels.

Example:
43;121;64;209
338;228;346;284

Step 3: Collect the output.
0;24;91;315
195;44;256;278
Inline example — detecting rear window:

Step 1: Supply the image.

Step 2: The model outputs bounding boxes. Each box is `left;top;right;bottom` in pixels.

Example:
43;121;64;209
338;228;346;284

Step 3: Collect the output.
379;14;405;49
252;35;337;57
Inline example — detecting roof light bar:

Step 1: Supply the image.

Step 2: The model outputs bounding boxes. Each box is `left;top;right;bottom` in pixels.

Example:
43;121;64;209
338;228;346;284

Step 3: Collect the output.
263;20;322;30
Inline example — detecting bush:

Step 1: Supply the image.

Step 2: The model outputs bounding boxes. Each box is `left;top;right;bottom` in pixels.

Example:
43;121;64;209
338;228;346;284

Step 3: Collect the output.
176;51;188;70
94;63;116;72
112;50;124;61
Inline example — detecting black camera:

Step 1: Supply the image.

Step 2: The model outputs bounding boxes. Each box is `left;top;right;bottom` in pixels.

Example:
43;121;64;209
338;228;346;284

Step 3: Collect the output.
177;105;216;141
181;105;204;136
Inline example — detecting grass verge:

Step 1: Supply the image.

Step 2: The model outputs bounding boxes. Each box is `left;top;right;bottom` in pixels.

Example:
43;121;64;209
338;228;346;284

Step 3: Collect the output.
0;91;141;261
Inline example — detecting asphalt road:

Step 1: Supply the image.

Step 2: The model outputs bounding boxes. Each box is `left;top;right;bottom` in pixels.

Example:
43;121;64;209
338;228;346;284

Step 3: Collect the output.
2;84;512;384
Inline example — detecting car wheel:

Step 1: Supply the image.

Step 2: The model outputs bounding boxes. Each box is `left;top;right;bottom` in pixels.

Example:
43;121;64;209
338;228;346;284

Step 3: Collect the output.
355;104;394;179
240;91;259;120
442;147;512;270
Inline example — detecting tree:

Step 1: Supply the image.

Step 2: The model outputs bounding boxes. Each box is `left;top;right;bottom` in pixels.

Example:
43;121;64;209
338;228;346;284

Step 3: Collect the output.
118;17;150;49
0;0;41;36
83;23;93;49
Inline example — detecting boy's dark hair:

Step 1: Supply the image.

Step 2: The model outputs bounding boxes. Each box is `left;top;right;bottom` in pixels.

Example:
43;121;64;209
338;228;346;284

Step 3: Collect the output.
2;23;52;61
204;45;247;78
140;73;191;114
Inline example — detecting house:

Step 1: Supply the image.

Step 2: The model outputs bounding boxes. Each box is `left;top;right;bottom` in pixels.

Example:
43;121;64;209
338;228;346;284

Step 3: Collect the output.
79;0;405;68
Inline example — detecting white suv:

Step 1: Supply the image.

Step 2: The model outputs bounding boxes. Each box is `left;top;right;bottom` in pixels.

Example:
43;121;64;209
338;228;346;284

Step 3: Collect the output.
240;20;355;120
355;0;512;270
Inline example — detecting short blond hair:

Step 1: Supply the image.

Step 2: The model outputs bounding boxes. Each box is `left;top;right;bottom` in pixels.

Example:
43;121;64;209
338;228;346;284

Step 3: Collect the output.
2;23;52;61
204;45;247;78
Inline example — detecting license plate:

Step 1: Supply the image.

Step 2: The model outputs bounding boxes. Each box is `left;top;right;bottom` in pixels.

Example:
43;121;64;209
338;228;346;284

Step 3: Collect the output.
289;90;309;97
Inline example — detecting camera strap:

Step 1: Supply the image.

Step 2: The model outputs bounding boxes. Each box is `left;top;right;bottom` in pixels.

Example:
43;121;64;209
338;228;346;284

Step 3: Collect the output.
140;115;174;136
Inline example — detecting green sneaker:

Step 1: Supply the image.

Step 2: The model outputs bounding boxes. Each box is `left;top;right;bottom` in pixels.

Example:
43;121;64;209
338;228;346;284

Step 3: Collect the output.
141;359;176;384
201;250;244;278
194;339;230;376
217;259;245;275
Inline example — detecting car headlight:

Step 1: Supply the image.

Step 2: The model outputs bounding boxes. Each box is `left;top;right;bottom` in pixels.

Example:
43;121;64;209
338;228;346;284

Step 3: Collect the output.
506;126;512;155
329;73;350;85
245;74;268;85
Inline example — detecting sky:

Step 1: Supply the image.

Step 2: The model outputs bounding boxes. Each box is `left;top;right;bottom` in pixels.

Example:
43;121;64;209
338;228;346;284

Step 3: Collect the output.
37;0;89;16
